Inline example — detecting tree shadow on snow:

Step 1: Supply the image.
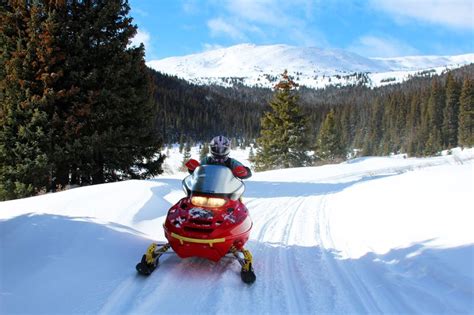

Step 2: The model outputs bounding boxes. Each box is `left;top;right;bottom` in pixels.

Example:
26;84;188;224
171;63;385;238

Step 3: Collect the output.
132;178;184;224
244;174;394;198
0;213;151;315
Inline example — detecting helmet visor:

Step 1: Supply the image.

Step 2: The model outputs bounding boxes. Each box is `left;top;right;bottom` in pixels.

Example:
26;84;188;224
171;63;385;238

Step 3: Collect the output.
211;145;229;155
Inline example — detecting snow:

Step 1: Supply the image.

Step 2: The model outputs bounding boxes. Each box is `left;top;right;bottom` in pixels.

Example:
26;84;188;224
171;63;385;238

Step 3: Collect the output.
1;147;473;314
147;43;474;89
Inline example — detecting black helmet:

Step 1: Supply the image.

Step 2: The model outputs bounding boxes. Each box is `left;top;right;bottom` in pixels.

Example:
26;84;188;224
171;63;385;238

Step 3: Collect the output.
209;135;231;159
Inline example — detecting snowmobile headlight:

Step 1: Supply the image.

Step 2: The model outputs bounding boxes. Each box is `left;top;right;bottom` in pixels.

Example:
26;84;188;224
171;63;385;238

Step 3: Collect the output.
191;196;227;208
191;196;208;207
206;197;226;207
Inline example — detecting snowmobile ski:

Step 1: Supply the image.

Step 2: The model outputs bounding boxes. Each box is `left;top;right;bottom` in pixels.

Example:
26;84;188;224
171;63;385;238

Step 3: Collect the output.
136;243;170;276
231;247;256;284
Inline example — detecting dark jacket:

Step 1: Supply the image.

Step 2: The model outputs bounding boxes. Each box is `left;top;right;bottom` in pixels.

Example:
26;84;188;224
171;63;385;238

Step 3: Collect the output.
200;156;252;179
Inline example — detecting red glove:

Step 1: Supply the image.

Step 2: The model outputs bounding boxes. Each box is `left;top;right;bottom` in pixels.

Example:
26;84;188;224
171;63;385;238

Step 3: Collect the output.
185;159;200;171
232;165;248;178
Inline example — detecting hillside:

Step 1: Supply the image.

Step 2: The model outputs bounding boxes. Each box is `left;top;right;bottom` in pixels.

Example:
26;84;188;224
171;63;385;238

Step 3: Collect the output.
147;43;474;89
1;148;473;314
149;64;474;155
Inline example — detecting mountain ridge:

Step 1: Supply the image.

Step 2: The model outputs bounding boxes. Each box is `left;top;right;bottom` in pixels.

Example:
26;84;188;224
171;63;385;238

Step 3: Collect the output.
147;43;474;89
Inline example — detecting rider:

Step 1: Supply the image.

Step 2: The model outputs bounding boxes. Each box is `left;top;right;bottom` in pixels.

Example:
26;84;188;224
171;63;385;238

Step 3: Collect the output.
186;135;252;179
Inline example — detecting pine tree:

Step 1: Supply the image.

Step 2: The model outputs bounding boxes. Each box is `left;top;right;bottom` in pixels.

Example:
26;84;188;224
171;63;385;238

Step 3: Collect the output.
442;73;460;148
70;1;163;183
362;99;383;156
339;105;354;154
315;110;346;161
1;0;164;200
255;71;310;171
424;79;445;155
1;2;55;199
458;77;474;147
406;92;422;156
394;92;409;153
416;91;431;155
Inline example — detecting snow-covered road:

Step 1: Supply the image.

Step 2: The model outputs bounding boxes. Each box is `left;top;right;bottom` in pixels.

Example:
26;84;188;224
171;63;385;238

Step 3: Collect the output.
1;150;473;314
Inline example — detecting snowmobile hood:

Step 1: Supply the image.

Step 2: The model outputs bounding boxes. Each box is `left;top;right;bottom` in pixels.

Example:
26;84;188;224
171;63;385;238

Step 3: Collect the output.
183;165;245;200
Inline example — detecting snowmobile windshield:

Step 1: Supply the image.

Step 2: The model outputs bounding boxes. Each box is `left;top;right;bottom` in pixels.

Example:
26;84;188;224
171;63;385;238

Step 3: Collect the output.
183;165;245;200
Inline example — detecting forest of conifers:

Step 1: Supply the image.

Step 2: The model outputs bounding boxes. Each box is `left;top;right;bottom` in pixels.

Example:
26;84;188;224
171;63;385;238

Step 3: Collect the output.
2;0;472;202
152;64;473;157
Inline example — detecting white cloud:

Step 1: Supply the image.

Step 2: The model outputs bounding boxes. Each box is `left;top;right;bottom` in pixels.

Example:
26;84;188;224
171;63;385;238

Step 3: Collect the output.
130;29;151;49
207;18;247;40
202;43;224;51
371;0;474;30
206;0;327;47
224;0;317;29
348;35;419;58
225;0;289;26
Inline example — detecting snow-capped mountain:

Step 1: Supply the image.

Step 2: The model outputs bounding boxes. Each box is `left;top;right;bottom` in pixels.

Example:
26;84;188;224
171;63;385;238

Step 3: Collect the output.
147;43;474;89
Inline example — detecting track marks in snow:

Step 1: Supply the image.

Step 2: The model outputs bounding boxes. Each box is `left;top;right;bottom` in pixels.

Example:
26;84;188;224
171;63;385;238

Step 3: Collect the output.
2;155;473;314
312;194;380;313
247;196;324;312
100;167;453;314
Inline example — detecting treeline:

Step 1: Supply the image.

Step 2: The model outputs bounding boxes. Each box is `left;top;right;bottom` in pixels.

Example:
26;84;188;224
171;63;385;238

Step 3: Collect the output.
149;69;268;143
156;65;473;157
306;67;474;157
0;1;163;201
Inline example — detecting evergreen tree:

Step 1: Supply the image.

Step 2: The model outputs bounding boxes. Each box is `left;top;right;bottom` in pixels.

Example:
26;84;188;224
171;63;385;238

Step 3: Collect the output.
315;110;346;161
442;73;460;148
255;71;310;170
1;0;163;200
1;2;56;199
67;0;163;183
417;92;431;156
458;77;474;147
406;92;422;156
339;106;354;154
394;92;409;153
424;79;445;155
362;99;383;156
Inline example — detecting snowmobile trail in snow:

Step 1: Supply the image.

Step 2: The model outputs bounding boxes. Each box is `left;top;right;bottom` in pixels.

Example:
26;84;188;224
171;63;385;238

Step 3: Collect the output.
104;163;472;314
1;152;472;314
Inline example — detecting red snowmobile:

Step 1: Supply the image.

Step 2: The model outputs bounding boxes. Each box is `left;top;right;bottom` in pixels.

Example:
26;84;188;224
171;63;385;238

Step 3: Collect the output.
136;162;256;284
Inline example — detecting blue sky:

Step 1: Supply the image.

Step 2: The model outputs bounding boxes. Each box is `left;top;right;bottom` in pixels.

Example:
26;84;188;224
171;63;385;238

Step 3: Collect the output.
128;0;474;61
